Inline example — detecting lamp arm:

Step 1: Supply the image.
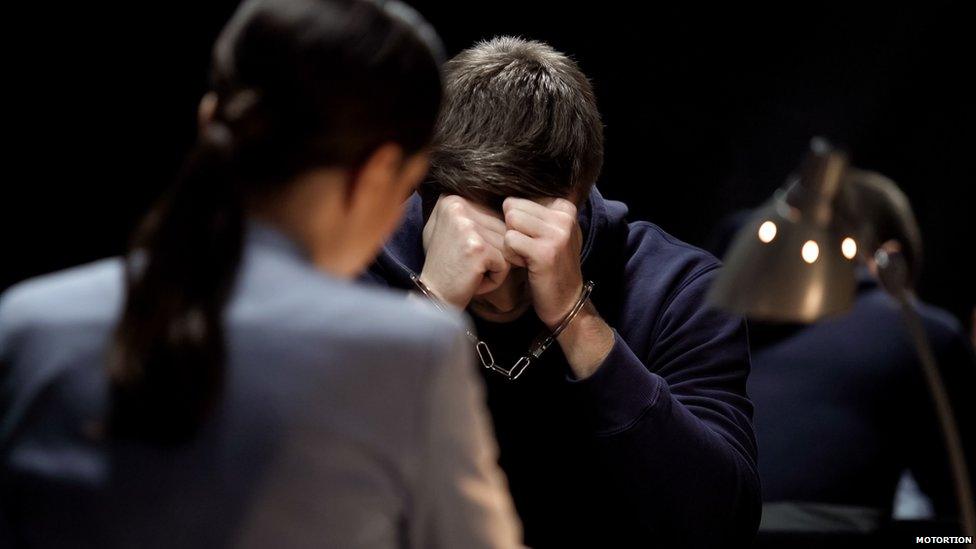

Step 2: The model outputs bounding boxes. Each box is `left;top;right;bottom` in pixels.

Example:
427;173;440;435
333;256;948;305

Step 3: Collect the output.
878;251;976;545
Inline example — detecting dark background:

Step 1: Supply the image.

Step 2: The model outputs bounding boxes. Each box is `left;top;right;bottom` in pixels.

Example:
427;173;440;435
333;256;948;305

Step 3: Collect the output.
4;1;973;332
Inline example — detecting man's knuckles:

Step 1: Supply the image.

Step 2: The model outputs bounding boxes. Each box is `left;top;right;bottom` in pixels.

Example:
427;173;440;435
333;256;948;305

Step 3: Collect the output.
461;234;486;255
452;215;475;232
550;226;570;245
438;194;466;211
550;198;577;216
552;209;575;227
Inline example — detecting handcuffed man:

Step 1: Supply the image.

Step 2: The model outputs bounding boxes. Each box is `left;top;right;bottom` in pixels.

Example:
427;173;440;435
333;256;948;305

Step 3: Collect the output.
364;37;761;547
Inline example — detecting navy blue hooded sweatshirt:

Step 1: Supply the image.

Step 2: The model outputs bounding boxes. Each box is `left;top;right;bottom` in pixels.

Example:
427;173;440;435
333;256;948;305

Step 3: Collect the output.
364;187;761;547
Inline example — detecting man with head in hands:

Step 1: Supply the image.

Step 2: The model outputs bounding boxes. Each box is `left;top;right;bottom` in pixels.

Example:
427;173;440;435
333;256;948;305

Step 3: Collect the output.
365;36;760;547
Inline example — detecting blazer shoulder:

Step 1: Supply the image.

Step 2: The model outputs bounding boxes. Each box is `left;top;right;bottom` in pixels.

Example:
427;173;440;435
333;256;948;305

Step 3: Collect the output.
341;278;463;328
232;262;470;377
331;284;470;362
0;258;123;340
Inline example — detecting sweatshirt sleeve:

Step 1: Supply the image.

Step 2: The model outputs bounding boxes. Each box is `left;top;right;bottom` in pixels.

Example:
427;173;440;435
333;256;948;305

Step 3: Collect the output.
564;265;761;545
410;325;523;549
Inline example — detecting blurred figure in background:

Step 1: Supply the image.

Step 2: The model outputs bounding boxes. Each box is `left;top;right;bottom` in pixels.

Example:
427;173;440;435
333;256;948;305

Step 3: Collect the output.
709;169;976;537
0;1;521;547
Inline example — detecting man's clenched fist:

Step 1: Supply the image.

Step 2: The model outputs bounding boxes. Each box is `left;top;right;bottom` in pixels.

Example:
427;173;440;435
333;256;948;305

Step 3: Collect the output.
420;195;514;309
419;193;613;378
501;197;585;329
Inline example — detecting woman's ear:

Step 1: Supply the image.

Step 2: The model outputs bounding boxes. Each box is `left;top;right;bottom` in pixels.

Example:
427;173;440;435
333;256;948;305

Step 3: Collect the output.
397;152;430;198
345;143;404;209
349;144;429;203
198;92;218;130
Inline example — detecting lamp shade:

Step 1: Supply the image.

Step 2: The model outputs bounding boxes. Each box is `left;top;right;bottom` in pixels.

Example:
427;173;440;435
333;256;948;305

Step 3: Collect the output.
708;139;858;323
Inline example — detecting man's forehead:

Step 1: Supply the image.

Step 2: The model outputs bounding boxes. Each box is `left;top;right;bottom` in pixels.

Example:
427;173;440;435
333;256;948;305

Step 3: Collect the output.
419;185;584;222
466;196;563;217
466;199;505;219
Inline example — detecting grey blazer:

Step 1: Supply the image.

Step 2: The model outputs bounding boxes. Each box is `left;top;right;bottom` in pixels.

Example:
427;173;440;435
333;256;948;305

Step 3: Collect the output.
0;222;521;549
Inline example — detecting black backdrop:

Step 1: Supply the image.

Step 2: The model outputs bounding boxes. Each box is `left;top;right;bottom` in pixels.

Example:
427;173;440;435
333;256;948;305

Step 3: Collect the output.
4;1;973;331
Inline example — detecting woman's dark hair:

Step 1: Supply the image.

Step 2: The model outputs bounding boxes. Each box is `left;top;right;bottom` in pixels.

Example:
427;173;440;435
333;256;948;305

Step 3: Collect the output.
110;0;443;444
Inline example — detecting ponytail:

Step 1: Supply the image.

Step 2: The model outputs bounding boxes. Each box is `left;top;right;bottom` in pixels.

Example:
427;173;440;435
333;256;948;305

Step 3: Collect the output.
110;120;244;444
108;0;443;445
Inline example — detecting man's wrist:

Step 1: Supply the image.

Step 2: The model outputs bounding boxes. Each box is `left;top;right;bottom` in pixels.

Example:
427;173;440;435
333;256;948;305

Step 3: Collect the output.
556;301;615;379
417;271;469;310
415;272;445;302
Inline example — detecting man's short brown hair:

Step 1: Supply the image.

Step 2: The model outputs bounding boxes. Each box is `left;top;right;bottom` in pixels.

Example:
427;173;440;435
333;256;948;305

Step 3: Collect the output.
427;36;604;209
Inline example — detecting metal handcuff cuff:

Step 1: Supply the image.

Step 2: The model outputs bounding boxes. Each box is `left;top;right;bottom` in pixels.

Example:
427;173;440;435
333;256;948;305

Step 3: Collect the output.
410;273;595;381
